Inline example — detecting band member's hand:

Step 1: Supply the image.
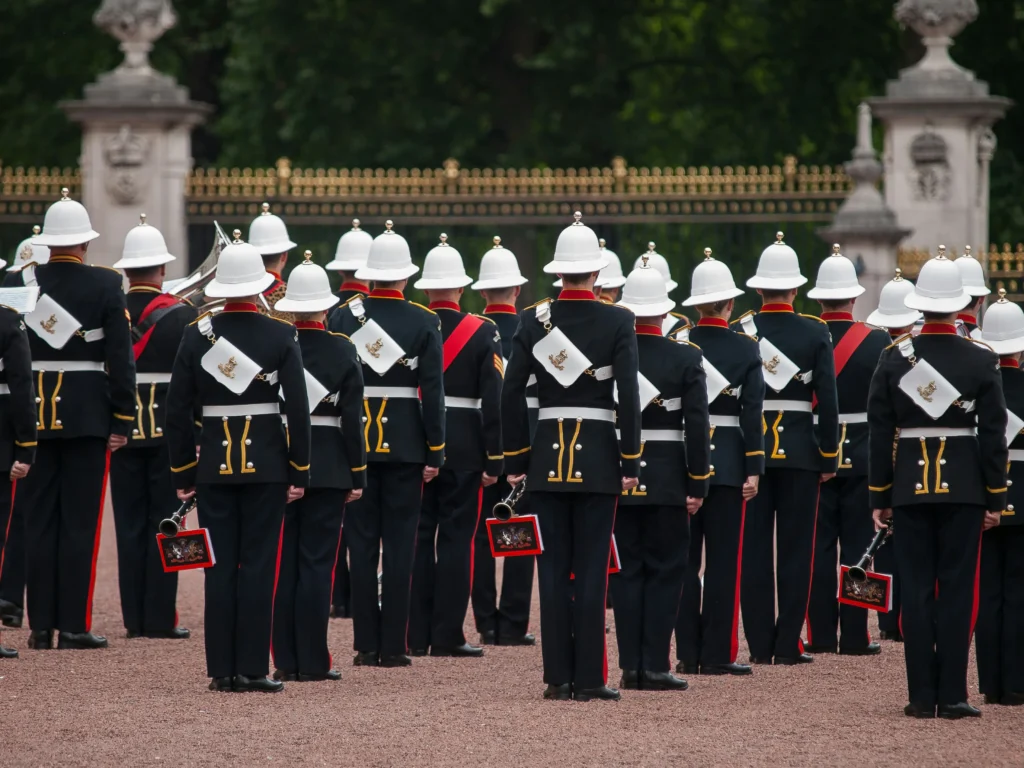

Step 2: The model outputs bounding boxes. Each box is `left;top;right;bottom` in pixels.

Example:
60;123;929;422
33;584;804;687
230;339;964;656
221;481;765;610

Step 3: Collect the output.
9;461;30;481
423;466;439;483
820;472;836;483
622;476;639;491
108;434;128;453
346;488;363;503
177;487;196;501
507;473;526;486
287;486;305;503
742;475;759;500
686;496;703;515
983;510;1002;530
481;473;498;487
872;508;892;531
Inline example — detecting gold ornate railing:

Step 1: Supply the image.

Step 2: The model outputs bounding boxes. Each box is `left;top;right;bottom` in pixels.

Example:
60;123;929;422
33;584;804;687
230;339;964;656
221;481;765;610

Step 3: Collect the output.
0;165;81;219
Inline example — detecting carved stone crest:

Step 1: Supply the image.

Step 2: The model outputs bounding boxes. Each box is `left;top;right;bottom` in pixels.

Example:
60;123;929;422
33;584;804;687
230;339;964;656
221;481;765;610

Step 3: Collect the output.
104;125;149;204
909;126;951;202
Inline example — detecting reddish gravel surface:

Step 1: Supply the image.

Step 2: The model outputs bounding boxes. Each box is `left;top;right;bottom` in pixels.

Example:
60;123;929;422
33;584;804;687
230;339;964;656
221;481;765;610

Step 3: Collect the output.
1;501;1022;767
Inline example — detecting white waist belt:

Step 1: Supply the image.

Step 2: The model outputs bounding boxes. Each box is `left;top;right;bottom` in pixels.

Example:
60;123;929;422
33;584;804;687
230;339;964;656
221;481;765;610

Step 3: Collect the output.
641;429;684;442
526;397;540;409
763;399;813;413
31;361;105;373
710;415;740;428
203;403;281;418
0;384;9;395
538;407;615;423
899;427;976;439
81;328;105;343
813;412;868;425
1010;449;1024;462
136;373;172;385
282;415;340;428
363;386;419;399
445;396;481;409
591;365;614;381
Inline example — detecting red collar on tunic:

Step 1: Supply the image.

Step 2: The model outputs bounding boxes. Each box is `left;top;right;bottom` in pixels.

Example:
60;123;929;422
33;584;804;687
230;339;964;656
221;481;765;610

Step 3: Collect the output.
636;324;662;337
369;288;404;299
295;320;325;331
760;303;794;313
697;317;729;328
820;311;854;322
222;302;260;314
919;323;957;335
428;300;461;311
484;304;517;315
558;290;596;301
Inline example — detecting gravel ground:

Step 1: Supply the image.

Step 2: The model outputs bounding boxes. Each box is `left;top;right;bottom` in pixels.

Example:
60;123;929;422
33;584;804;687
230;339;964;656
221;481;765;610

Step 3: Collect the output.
1;502;1021;767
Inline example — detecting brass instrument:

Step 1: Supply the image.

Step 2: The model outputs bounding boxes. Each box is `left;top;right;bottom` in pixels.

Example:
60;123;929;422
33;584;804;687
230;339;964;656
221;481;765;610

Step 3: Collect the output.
164;222;231;311
849;523;893;583
493;479;527;521
159;498;198;538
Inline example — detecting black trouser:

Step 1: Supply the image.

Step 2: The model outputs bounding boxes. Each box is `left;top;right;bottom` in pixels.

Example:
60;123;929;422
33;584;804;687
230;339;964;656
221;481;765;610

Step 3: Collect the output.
805;475;873;651
22;437;108;633
346;462;422;656
677;486;746;666
196;482;287;679
895;503;983;707
409;469;481;650
975;525;1024;698
472;477;534;638
533;491;616;689
874;527;902;635
741;467;820;660
272;488;347;675
331;528;350;612
0;480;26;608
110;446;180;634
611;503;689;673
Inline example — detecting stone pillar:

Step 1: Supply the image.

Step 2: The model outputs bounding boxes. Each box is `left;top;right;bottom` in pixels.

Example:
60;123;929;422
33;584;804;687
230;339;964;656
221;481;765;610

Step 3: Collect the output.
59;1;210;276
819;104;911;320
868;0;1010;273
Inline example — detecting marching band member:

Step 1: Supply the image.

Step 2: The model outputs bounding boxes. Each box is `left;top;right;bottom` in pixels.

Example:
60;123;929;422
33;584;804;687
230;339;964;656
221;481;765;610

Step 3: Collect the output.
869;248;1006;719
166;232;312;692
502;212;642;702
408;235;502;658
675;249;764;677
470;237;537;647
739;232;839;666
612;255;710;691
975;291;1024;706
596;239;626;304
804;246;890;656
248;202;297;321
633;242;689;335
954;246;990;336
327;221;445;668
110;215;196;641
7;190;135;651
271;254;365;683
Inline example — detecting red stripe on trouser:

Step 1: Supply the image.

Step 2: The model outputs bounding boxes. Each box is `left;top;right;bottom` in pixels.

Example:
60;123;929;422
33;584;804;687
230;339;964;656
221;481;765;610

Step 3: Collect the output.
269;516;286;667
603;499;618;685
799;485;822;656
84;452;111;633
402;480;426;654
0;479;16;579
969;530;983;637
326;508;347;670
469;485;482;592
730;500;748;664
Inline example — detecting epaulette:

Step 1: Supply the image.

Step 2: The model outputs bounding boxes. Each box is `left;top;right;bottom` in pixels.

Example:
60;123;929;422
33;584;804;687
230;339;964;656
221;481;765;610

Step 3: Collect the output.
731;310;756;325
736;332;758;342
968;337;995;352
338;293;364;308
267;314;295;326
681;340;701;350
669;312;691;325
885;332;912;350
408;301;436;315
523;298;549;311
799;313;828;325
92;264;121;274
607;302;632;311
474;314;497;325
188;310;213;327
329;331;352;341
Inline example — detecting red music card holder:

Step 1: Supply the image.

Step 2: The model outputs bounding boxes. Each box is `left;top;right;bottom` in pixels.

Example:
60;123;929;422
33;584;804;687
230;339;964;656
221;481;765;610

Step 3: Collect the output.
837;565;893;613
156;529;216;572
487;515;544;558
570;535;621;579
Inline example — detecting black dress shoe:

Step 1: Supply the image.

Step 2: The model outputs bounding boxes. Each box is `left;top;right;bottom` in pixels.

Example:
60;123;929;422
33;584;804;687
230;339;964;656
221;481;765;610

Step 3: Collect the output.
28;630;54;650
57;631;108;650
839;641;881;656
574;685;621;702
430;643;484;658
802;643;836;654
478;630;497;645
774;653;814;665
749;655;773;665
498;633;536;646
131;627;191;640
409;648;429;657
619;670;641;690
904;702;936;718
676;661;699;675
353;651;379;667
0;600;23;628
272;669;299;682
233;675;284;693
330;604;351;619
983;693;1001;705
0;645;17;659
879;629;903;642
1001;691;1024;706
938;702;982;719
379;653;412;667
208;677;234;692
543;684;572;701
641;671;688;691
702;662;752;676
298;669;342;682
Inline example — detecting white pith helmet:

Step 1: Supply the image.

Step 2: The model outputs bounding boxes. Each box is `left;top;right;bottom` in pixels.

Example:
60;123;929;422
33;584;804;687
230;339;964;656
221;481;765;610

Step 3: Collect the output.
903;246;972;313
9;225;49;271
746;231;806;290
327;219;373;272
616;252;677;317
247;202;297;256
954;246;991;297
682;248;744;306
113;213;176;269
204;229;276;299
413;234;473;290
543;212;608;275
632;242;678;292
806;244;865;300
471;236;528;290
980;289;1024;355
354;221;419;281
866;269;922;329
596;239;626;289
275;251;341;313
32;188;99;247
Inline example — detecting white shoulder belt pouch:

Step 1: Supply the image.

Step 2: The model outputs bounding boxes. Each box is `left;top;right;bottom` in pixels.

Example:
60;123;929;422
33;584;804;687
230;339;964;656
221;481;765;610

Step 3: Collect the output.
26;293;82;349
895;334;961;420
201;336;263;395
531;300;592;388
702;357;732;405
1006;408;1024;446
758;336;801;393
280;369;331;414
347;298;408;376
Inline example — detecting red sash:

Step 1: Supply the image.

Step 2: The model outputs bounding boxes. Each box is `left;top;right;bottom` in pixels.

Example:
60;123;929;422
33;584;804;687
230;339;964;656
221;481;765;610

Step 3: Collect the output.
442;314;485;371
132;294;182;361
813;322;872;408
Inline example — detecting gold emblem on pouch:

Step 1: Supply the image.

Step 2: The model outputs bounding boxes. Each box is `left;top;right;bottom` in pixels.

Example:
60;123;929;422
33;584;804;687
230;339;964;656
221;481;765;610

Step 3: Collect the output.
40;314;58;334
218;356;238;379
917;381;936;402
366;338;384;359
548;349;568;371
763;355;780;374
